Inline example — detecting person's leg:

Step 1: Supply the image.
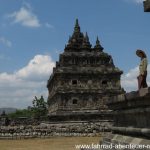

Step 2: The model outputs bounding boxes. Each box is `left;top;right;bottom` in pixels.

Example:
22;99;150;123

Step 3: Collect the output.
137;75;143;90
143;71;148;88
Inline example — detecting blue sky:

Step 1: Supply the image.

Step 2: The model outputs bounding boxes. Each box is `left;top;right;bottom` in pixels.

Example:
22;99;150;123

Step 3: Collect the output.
0;0;150;108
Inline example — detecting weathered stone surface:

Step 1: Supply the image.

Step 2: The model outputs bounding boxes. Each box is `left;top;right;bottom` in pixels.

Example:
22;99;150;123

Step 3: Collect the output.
144;0;150;12
139;87;150;97
107;88;150;111
101;88;150;148
47;19;124;121
101;133;150;150
0;121;111;139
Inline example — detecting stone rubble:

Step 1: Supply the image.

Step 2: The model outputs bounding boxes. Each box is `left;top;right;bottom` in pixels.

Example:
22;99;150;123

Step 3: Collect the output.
0;121;111;139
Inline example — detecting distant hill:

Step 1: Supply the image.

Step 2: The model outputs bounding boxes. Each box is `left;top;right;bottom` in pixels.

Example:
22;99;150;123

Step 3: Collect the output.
0;108;17;114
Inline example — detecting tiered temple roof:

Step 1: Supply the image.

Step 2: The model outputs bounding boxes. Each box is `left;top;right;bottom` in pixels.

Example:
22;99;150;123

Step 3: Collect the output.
65;19;103;52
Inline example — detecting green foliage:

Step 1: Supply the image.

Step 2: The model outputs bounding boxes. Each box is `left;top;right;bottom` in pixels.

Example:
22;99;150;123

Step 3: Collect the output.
31;96;48;119
8;96;48;120
8;109;33;119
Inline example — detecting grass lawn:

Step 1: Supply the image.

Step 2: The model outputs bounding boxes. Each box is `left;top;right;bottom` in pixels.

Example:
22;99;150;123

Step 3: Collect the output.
0;136;100;150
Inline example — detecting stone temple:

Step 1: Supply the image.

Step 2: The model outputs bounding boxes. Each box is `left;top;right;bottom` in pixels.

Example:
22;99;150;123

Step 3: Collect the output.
47;19;124;121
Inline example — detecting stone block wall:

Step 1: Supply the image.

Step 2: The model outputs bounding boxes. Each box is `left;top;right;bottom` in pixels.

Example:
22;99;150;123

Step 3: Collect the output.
100;88;150;149
106;87;150;137
0;121;111;139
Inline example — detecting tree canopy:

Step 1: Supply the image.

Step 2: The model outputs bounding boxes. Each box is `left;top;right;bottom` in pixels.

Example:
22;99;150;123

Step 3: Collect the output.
8;96;48;120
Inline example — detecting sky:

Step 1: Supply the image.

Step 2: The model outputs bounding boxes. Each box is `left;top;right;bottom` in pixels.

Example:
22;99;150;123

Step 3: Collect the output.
0;0;150;108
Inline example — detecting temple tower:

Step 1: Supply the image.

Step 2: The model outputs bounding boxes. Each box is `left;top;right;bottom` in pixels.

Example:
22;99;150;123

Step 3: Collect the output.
47;19;124;121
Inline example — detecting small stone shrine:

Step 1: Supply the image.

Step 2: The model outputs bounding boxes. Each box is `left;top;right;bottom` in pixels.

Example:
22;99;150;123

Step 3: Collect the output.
47;19;124;121
0;111;9;126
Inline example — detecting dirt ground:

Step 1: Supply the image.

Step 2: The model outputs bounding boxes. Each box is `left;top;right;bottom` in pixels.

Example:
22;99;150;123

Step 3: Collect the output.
0;136;100;150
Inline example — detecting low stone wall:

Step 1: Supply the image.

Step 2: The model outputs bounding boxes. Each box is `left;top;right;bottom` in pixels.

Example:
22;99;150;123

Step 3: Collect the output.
106;87;150;135
0;121;111;139
100;133;150;150
100;88;150;149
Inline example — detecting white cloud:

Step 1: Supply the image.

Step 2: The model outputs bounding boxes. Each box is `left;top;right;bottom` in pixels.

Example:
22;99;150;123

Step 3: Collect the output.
0;55;55;108
6;3;54;29
121;64;150;92
0;37;12;47
124;0;144;4
16;55;55;81
45;23;54;29
7;5;41;28
134;0;144;3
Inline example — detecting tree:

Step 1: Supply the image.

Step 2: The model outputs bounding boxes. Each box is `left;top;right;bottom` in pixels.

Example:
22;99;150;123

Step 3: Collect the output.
8;109;33;119
32;96;48;119
7;96;48;121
